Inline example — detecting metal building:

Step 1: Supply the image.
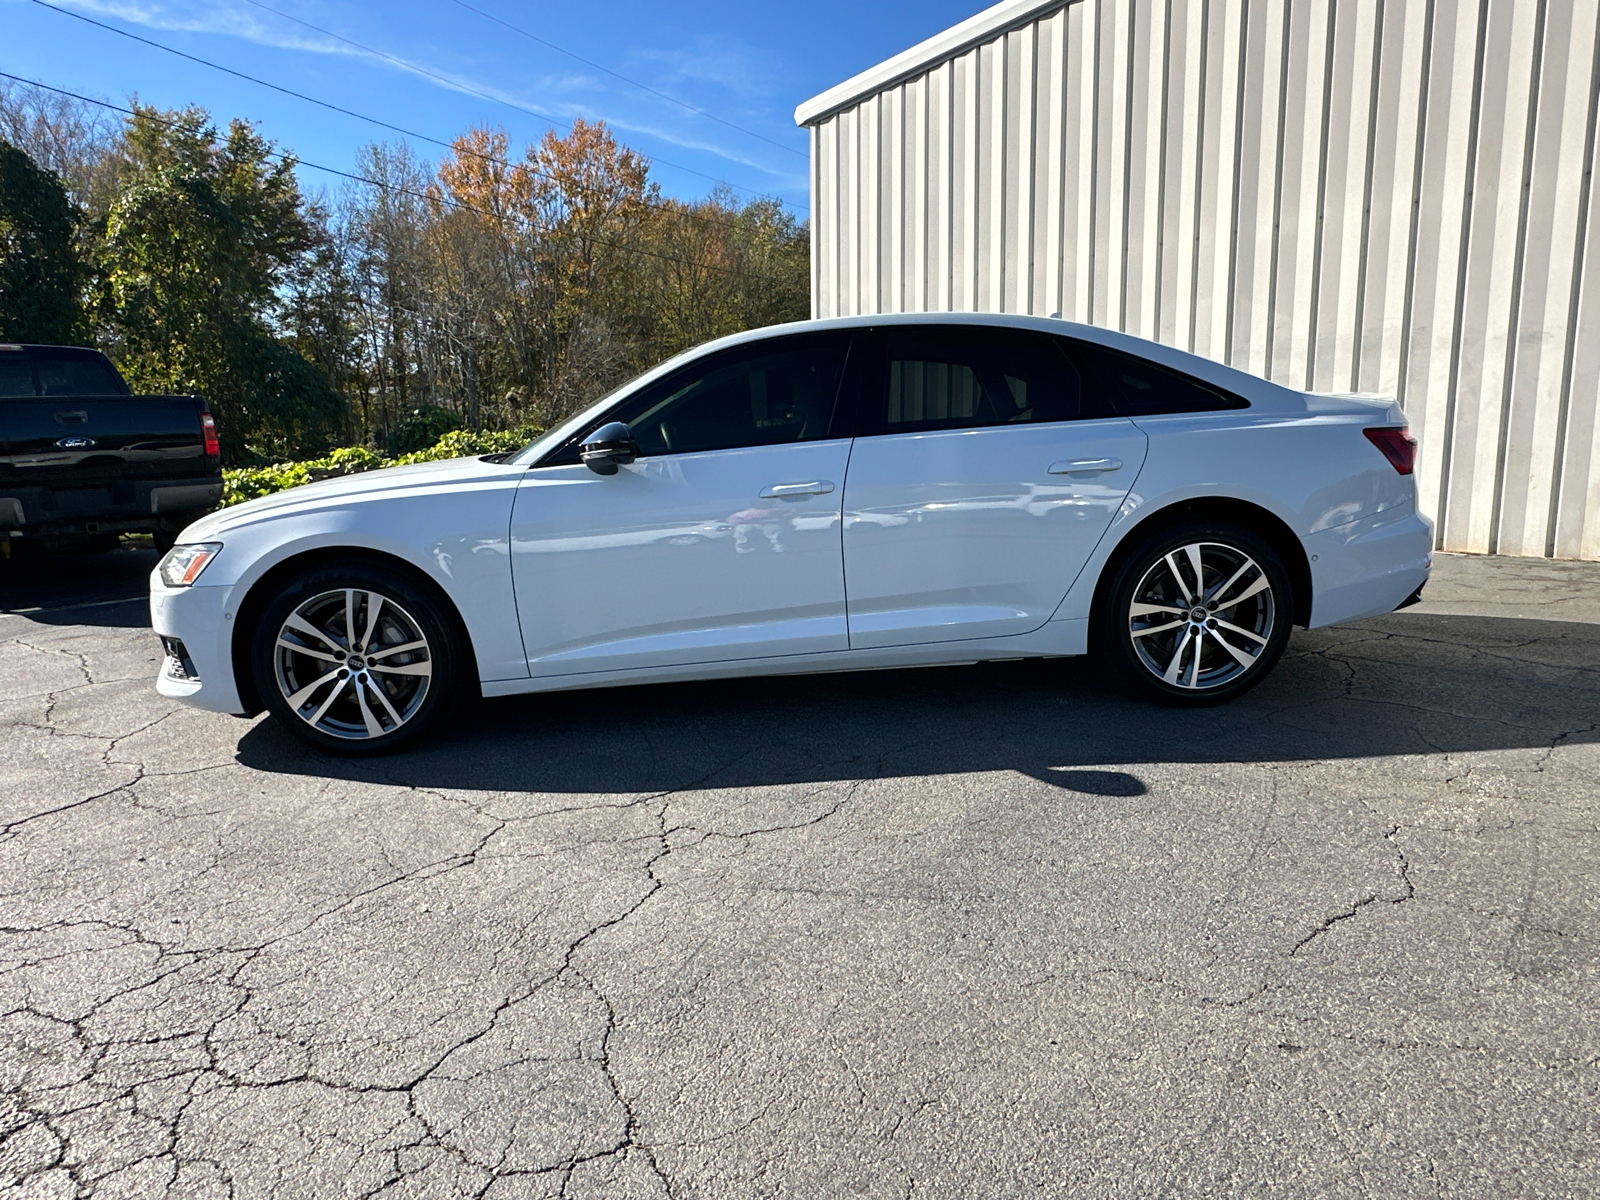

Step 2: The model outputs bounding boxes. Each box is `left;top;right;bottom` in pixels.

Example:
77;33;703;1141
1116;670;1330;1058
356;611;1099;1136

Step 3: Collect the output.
795;0;1600;560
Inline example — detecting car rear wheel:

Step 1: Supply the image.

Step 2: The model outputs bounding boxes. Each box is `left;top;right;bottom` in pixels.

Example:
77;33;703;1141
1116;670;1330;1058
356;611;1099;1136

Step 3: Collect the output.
250;564;467;754
1096;521;1293;705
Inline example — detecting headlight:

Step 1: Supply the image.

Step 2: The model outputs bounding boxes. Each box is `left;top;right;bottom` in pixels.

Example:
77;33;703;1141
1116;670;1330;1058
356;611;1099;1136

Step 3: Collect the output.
158;543;223;588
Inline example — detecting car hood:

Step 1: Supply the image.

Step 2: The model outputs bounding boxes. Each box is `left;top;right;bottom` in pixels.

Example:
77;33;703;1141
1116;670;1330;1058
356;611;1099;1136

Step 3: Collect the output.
182;455;525;540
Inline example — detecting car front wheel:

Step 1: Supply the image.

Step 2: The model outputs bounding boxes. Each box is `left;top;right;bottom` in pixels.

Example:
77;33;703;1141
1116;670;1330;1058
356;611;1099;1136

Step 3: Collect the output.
1097;521;1293;705
250;564;466;754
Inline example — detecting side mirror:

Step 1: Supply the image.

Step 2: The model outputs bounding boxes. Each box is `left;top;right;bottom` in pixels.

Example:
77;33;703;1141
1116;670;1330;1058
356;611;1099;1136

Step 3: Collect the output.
579;422;639;475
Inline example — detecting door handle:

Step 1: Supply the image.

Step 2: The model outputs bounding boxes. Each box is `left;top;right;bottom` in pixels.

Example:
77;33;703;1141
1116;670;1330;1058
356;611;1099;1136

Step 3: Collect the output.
759;480;835;498
54;410;89;424
1049;457;1122;474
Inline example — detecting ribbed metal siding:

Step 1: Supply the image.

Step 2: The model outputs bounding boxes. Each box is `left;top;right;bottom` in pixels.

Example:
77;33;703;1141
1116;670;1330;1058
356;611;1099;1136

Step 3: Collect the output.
806;0;1600;560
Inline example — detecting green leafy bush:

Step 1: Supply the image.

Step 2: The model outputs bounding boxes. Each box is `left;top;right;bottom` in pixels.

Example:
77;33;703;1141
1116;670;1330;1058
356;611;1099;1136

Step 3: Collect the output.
221;426;543;507
394;427;536;464
388;404;464;455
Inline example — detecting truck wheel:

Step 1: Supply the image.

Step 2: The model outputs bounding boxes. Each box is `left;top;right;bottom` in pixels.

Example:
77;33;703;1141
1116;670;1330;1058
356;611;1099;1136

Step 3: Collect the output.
1095;521;1293;705
250;563;469;755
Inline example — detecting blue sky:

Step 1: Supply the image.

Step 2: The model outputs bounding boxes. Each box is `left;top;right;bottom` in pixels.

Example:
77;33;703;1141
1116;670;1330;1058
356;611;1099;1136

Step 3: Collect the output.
2;0;985;212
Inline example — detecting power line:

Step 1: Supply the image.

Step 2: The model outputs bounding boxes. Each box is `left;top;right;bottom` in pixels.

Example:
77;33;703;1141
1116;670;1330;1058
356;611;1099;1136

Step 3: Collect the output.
448;0;806;160
25;0;768;206
0;72;748;280
232;0;786;188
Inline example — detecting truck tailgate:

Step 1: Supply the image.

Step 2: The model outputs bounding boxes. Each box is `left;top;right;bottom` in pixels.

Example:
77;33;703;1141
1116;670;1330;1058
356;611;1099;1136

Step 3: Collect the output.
2;394;220;530
2;394;212;478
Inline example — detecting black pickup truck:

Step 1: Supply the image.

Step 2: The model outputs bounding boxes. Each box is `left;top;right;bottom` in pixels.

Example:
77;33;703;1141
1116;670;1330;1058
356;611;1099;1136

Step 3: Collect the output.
1;344;222;553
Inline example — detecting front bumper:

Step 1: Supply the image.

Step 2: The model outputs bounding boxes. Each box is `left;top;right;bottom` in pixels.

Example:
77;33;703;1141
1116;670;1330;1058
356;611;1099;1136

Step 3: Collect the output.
150;578;249;713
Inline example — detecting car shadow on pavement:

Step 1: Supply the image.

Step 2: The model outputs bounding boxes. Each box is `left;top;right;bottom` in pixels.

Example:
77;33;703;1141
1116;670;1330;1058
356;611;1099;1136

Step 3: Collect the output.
0;544;156;629
233;611;1600;795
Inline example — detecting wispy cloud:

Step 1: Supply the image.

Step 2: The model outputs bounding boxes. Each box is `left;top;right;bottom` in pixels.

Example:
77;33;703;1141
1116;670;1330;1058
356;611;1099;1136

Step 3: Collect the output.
38;0;801;187
47;0;363;61
630;36;787;100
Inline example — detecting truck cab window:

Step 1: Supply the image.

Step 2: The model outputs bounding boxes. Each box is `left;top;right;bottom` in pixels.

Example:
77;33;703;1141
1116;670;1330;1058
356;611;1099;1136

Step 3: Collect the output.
32;350;130;397
0;357;34;398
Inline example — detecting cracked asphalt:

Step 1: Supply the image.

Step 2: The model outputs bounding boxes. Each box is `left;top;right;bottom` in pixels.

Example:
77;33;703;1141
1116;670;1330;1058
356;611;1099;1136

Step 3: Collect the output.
1;548;1597;1199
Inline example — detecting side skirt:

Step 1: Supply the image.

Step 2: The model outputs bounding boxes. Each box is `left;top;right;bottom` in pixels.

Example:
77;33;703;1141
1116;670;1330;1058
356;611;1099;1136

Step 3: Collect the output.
481;618;1089;698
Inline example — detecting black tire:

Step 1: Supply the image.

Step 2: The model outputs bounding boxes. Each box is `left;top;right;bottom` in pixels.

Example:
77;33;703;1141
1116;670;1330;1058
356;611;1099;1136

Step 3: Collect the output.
1094;520;1294;706
250;562;468;754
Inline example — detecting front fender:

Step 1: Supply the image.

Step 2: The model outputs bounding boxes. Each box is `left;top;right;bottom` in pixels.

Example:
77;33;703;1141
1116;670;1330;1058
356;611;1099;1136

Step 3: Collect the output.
177;477;528;684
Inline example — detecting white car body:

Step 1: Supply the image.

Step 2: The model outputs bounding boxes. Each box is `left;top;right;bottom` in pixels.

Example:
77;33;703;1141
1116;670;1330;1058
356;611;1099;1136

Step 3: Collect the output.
151;314;1432;717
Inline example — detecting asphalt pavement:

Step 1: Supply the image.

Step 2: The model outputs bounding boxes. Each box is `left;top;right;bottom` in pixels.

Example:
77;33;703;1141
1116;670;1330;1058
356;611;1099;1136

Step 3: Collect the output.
1;546;1596;1199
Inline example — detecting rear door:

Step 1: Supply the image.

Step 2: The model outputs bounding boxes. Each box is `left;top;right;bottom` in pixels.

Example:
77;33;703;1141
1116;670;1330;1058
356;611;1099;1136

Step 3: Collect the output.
840;325;1147;649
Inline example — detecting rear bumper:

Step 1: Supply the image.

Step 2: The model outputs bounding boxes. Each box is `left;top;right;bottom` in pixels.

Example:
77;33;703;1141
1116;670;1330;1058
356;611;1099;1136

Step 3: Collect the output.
1304;502;1434;628
150;578;248;714
1;479;222;536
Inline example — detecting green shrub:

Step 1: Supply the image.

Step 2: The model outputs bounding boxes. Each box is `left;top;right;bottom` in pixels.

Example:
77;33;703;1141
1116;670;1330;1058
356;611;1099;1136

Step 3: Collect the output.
220;425;543;507
388;404;463;455
222;460;311;506
393;426;539;464
318;446;389;475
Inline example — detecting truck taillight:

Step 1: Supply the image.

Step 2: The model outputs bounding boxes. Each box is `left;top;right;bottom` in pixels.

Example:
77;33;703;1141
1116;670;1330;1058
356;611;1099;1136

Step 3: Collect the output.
200;411;220;458
1363;426;1416;475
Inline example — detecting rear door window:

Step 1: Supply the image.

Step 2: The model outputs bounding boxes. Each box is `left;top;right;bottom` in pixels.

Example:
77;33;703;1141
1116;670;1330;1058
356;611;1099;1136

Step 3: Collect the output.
32;350;130;397
0;355;35;398
863;326;1110;435
1065;339;1246;415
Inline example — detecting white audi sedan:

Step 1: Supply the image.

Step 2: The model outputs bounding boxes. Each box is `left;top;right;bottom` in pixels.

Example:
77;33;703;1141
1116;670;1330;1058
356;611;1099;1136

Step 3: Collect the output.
150;314;1432;754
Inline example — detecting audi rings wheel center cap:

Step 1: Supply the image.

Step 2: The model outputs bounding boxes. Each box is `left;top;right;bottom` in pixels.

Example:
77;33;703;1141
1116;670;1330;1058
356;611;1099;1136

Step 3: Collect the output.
1189;607;1208;623
346;654;366;671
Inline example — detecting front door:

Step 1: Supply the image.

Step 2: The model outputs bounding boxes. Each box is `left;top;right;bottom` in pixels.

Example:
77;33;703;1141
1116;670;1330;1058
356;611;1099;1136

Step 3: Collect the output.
510;331;856;677
841;325;1148;649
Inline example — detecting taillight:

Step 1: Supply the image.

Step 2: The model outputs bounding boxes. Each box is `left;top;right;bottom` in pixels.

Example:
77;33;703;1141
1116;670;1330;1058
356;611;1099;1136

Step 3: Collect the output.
1363;426;1416;475
200;410;220;458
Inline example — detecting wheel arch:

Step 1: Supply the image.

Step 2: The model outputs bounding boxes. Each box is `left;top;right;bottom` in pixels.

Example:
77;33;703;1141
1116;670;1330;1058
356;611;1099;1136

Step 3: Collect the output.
1091;497;1313;630
230;545;481;715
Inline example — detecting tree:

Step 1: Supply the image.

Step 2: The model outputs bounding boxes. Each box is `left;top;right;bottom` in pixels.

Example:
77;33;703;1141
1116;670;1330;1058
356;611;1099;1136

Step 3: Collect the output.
0;80;120;214
100;107;340;460
0;137;87;344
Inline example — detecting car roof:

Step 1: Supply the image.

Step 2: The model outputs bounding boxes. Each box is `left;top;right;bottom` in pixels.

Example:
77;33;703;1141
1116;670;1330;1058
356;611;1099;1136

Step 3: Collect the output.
677;312;1304;409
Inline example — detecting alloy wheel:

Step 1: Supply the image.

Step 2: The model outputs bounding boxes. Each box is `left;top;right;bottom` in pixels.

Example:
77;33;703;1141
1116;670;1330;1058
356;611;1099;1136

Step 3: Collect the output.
272;588;432;741
1126;541;1276;691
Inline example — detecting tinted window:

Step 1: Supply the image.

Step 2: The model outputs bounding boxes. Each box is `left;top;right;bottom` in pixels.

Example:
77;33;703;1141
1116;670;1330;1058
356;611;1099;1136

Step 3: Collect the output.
604;332;850;457
1065;339;1245;415
869;326;1102;434
32;350;130;397
0;355;34;398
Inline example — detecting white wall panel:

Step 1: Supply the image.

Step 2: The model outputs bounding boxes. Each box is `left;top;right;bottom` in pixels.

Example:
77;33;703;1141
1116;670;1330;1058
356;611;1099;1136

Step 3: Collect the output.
1063;0;1097;319
803;0;1600;560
